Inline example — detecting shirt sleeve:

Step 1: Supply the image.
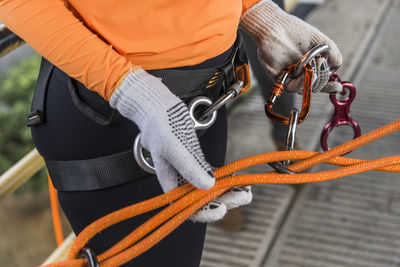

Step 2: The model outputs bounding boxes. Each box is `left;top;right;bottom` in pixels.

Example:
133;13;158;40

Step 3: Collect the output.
0;0;133;100
242;0;261;13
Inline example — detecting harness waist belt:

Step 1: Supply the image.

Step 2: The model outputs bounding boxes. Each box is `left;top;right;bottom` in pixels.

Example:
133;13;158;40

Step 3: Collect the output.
29;32;249;191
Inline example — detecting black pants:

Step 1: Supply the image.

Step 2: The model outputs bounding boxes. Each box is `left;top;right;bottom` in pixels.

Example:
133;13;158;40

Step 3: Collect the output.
31;50;231;266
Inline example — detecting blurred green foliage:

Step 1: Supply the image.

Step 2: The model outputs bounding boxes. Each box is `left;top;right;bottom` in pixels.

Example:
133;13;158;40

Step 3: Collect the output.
0;54;47;194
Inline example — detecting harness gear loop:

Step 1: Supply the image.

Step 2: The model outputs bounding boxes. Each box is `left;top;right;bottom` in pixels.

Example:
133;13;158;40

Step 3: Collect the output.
234;64;251;94
320;72;361;152
265;44;330;125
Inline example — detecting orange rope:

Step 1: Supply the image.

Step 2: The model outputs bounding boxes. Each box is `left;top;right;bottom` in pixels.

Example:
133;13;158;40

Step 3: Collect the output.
40;119;400;267
48;174;64;246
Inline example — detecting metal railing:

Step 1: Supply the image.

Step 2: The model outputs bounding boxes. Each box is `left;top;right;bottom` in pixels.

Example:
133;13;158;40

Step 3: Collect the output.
0;149;44;200
0;25;75;264
0;24;24;58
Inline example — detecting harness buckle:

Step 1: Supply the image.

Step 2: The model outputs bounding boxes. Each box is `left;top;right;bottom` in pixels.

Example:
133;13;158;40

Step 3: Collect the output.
26;109;44;127
222;35;251;95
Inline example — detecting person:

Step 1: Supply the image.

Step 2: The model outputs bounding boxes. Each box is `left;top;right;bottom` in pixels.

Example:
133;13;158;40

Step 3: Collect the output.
0;0;343;266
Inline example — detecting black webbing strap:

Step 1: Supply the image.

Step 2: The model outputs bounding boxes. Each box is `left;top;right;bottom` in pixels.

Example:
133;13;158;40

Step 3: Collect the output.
30;32;249;192
46;150;149;191
26;58;54;127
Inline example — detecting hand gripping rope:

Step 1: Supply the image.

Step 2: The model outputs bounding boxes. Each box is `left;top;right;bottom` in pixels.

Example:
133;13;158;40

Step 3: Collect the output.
40;47;400;267
41;120;400;267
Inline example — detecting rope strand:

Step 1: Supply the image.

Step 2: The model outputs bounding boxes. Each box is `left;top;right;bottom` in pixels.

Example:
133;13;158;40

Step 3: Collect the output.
40;119;400;267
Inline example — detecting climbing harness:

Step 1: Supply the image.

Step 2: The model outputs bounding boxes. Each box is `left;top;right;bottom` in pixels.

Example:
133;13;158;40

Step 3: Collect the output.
320;72;361;151
29;33;250;191
39;44;400;267
134;39;250;174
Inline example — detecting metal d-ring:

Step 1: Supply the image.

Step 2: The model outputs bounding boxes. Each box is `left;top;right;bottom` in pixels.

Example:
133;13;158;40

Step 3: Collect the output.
133;133;156;174
133;97;217;174
188;96;218;130
293;44;330;78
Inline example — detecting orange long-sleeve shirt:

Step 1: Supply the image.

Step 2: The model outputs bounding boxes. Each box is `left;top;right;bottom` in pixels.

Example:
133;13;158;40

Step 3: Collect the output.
0;0;259;100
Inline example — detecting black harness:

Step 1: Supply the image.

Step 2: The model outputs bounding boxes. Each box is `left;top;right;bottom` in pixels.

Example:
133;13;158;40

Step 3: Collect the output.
27;33;249;191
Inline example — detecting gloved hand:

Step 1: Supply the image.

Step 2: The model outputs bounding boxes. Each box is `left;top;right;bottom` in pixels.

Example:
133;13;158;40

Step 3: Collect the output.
240;0;343;93
110;67;252;222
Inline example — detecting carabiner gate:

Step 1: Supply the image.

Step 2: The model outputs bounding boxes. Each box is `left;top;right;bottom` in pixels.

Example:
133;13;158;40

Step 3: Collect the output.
265;64;313;124
265;44;330;125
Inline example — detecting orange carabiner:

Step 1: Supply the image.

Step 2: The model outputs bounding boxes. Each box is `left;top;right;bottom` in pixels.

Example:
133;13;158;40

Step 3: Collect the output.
265;63;313;125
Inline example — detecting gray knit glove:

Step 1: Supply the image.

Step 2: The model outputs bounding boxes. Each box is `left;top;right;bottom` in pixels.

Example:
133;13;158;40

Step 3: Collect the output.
110;68;252;222
240;0;343;93
110;68;215;192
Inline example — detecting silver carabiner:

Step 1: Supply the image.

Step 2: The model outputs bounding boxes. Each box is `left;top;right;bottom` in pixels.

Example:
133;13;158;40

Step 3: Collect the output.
133;133;156;174
293;44;330;78
133;96;218;174
285;108;299;153
268;108;299;174
200;81;243;120
188;97;218;130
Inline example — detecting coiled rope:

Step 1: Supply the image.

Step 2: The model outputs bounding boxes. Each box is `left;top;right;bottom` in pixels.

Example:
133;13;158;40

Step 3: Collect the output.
41;119;400;267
